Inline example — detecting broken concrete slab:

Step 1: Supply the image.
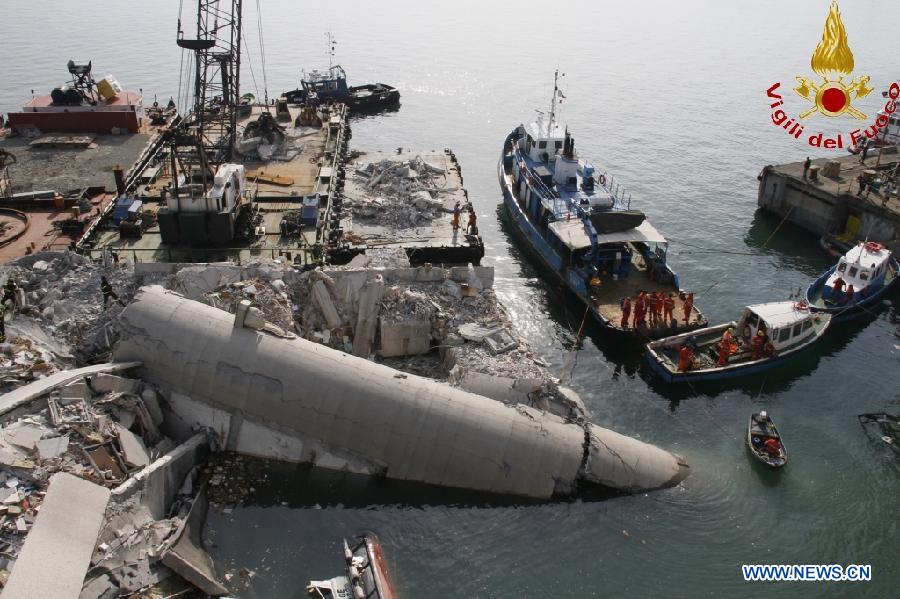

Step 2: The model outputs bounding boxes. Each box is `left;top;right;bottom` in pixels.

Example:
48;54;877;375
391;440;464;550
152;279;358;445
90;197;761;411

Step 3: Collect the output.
2;424;48;451
0;362;142;417
2;473;110;599
112;433;210;520
483;328;518;355
161;485;229;596
36;436;69;459
379;320;431;357
86;373;139;395
115;423;150;469
312;280;341;329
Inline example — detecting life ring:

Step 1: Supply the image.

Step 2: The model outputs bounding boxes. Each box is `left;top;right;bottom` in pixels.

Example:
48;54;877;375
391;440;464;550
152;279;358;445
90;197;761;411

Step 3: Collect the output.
598;174;606;185
864;241;884;253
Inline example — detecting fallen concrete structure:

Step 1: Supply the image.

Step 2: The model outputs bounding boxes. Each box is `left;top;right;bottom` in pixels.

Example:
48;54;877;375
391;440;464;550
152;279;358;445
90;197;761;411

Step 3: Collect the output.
2;473;110;599
115;286;689;499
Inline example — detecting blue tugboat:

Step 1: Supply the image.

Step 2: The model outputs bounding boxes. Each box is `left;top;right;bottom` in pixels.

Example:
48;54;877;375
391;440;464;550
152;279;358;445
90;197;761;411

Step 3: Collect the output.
498;72;706;339
806;241;898;322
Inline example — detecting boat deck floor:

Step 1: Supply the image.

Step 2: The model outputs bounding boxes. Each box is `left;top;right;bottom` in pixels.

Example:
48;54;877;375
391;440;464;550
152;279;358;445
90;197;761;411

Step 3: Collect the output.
592;256;703;333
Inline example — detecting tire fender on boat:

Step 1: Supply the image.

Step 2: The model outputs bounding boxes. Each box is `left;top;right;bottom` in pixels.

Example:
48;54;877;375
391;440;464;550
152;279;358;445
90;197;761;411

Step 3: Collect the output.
598;174;606;185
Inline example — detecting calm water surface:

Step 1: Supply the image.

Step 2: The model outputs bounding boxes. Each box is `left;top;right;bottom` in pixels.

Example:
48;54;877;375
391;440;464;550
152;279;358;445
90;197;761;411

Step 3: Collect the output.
2;1;898;596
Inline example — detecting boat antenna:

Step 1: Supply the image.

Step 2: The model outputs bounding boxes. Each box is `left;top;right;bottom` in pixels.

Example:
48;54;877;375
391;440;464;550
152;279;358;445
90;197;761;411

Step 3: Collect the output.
548;69;560;135
327;32;336;71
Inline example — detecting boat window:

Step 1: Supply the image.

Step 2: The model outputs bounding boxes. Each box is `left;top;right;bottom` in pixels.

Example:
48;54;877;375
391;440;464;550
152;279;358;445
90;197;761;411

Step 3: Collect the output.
848;266;858;277
837;262;846;273
859;270;869;281
538;140;547;149
778;328;790;342
746;313;759;328
802;319;812;331
792;322;802;337
555;141;563;150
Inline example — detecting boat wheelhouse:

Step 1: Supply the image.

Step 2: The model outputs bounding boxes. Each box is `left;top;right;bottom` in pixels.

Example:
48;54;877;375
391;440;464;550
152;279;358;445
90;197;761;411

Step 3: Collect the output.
499;73;705;339
806;241;898;322
645;301;831;383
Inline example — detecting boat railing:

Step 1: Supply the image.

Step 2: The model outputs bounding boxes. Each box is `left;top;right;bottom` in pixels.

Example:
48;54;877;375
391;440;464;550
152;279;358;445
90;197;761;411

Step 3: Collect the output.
514;149;559;200
596;170;632;211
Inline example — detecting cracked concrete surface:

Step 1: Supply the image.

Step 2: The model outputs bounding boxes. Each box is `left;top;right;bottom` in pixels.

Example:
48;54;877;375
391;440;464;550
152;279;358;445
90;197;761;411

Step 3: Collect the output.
115;286;688;499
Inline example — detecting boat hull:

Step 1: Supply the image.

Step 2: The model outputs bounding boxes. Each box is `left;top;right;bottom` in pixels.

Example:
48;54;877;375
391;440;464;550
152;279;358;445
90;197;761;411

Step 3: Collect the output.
805;257;899;323
282;83;400;113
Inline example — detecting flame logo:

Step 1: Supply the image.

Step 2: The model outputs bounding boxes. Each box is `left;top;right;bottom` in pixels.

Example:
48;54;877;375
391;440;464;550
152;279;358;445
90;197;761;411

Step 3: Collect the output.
810;2;854;78
794;1;871;120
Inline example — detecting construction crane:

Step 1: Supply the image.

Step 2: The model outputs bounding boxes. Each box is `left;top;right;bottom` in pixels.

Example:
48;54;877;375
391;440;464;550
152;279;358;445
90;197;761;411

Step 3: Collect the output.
172;0;243;189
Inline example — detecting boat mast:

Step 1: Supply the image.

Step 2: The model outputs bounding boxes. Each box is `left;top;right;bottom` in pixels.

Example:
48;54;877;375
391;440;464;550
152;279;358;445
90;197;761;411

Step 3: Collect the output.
327;32;336;72
547;69;559;137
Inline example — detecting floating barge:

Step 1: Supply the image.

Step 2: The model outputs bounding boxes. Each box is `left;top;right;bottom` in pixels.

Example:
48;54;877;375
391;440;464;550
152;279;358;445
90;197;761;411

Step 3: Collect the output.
75;103;350;265
338;149;484;266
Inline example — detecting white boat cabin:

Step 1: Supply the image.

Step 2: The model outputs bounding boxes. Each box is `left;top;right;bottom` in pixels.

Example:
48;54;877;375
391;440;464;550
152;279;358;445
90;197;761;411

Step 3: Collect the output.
824;242;892;298
739;302;820;351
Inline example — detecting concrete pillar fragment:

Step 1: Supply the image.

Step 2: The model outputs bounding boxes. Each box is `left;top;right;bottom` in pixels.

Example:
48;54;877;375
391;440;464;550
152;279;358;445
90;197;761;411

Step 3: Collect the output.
312;279;342;329
353;276;384;357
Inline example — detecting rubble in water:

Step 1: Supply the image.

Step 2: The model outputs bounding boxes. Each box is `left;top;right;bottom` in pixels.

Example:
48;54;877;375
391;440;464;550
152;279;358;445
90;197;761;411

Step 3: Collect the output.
0;371;183;589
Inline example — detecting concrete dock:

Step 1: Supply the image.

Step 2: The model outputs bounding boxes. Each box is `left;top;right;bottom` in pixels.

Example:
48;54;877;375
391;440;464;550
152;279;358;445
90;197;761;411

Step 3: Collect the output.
758;151;900;250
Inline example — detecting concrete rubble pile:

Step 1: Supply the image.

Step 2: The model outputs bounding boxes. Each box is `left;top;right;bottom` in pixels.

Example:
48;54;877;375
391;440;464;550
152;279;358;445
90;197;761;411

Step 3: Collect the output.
287;262;586;418
0;372;184;591
347;156;462;229
0;252;136;391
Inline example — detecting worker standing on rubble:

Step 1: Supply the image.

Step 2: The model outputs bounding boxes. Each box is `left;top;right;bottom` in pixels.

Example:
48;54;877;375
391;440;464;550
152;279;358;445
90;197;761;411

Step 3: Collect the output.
100;276;125;308
466;207;477;235
2;278;18;309
452;202;461;231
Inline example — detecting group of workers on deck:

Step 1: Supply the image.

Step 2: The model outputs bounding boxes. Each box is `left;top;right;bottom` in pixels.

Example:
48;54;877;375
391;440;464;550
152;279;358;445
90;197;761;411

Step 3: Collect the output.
619;290;694;330
677;323;775;372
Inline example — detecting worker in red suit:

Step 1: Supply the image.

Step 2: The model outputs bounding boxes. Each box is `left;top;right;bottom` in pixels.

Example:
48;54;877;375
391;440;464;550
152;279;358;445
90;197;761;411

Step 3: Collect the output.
619;296;632;329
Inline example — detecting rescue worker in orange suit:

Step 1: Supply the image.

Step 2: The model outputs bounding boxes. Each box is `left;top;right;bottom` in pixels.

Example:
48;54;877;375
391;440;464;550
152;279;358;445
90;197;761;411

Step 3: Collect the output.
751;330;765;360
682;292;694;323
451;202;461;231
716;340;731;367
663;293;676;325
620;296;632;329
466;208;477;235
844;284;855;305
678;344;695;371
647;292;660;326
764;437;781;457
763;339;775;358
633;292;648;328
